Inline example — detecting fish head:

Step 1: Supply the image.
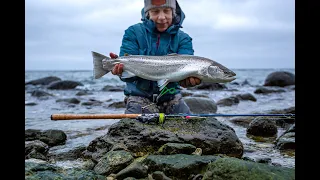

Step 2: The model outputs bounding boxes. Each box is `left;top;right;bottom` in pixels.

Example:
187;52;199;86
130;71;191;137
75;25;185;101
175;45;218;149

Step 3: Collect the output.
206;64;236;83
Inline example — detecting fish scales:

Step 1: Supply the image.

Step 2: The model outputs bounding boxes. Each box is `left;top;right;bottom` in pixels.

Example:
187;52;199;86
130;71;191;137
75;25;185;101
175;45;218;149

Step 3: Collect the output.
118;56;209;80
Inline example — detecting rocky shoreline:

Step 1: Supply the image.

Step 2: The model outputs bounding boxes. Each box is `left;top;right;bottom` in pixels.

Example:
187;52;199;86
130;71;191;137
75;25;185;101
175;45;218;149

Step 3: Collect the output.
26;111;295;179
25;70;295;179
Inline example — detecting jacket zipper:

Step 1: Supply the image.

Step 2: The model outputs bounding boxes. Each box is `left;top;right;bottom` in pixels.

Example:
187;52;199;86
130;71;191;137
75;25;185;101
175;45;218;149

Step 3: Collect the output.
154;33;161;94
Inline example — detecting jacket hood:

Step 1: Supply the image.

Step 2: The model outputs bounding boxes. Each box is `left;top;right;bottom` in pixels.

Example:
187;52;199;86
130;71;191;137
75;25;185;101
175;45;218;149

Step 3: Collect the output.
141;0;185;34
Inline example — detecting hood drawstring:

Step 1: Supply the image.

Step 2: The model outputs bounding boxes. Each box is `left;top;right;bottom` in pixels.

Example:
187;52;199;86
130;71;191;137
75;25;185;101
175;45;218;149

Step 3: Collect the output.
156;34;160;49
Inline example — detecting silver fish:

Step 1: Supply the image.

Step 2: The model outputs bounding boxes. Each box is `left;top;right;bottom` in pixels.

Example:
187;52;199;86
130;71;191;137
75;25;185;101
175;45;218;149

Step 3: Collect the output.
92;51;236;90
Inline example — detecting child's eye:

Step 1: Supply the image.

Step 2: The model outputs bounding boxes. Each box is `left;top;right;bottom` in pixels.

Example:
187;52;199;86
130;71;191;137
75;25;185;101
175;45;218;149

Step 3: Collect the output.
151;10;159;14
163;8;171;13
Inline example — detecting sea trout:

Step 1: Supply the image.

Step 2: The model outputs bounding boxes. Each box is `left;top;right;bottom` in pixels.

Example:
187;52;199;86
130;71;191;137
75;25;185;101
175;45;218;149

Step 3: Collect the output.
92;51;236;90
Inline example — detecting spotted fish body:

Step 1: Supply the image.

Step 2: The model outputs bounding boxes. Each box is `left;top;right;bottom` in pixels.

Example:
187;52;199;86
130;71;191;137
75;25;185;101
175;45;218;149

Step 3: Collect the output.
92;51;236;90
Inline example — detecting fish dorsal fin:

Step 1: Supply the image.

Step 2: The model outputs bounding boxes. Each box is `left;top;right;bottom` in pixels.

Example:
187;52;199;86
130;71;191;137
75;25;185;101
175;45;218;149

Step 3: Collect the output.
157;79;170;91
121;71;136;79
167;53;179;56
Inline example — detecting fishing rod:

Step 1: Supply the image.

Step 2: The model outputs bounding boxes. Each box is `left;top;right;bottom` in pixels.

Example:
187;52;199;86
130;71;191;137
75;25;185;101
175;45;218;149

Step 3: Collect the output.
51;113;295;124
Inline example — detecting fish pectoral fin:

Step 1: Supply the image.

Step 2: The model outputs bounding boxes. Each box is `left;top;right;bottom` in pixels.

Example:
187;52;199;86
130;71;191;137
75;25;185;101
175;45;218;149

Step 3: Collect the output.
157;79;170;91
121;71;136;79
167;53;179;56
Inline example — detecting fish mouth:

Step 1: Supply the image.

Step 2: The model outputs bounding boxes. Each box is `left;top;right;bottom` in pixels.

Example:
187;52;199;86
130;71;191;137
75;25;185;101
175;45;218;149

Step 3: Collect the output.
223;75;236;82
228;77;236;81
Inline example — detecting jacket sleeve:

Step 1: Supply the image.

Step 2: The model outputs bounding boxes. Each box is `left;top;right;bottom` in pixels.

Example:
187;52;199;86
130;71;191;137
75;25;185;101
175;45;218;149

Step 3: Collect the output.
118;26;139;82
177;33;194;55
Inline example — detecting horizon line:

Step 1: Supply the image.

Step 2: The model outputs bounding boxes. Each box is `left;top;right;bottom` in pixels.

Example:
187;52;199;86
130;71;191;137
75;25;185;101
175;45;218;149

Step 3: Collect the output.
25;67;295;71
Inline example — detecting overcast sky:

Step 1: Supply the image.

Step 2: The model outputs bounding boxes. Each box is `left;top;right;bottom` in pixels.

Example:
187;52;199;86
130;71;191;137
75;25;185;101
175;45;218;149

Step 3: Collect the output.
25;0;295;70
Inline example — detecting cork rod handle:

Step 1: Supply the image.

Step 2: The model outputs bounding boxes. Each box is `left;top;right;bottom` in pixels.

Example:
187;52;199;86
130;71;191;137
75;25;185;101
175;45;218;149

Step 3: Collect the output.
51;114;141;120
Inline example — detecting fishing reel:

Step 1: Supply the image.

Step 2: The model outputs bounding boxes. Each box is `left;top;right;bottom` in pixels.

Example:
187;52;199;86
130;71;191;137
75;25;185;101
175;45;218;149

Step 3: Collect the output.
135;113;165;124
135;113;205;124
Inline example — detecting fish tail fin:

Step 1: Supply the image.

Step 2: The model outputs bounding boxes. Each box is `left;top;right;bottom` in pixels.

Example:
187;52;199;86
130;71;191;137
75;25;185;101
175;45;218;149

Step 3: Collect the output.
92;51;111;79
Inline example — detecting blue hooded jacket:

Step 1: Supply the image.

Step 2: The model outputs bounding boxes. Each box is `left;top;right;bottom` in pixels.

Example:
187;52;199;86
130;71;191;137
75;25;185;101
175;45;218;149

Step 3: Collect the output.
119;1;194;103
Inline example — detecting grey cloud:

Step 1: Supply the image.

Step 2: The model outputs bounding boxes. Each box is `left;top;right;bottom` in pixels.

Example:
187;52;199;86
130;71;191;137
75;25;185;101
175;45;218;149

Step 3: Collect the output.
26;0;294;70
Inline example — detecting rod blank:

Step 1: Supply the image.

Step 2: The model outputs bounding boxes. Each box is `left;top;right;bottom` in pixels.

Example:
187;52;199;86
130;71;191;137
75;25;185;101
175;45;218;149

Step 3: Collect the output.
167;114;295;117
51;113;295;121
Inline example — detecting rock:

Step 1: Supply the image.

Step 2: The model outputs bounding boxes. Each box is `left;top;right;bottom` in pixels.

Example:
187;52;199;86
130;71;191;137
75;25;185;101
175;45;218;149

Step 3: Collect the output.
264;71;295;87
235;93;257;102
142;154;218;179
183;97;217;113
188;83;227;90
25;140;49;160
202;157;295;179
115;157;148;180
93;150;134;175
254;87;286;94
25;161;105;179
247;118;278;137
25;76;61;85
25;129;67;147
56;98;81;104
47;80;83;90
216;96;240;106
156;143;197;155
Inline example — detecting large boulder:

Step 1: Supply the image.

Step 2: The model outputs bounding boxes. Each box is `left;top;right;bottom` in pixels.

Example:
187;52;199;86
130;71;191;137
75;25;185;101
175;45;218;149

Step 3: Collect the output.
25;76;61;85
264;71;295;87
83;117;244;163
